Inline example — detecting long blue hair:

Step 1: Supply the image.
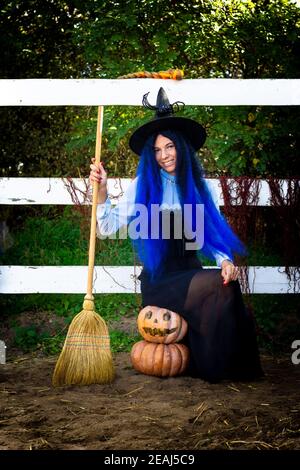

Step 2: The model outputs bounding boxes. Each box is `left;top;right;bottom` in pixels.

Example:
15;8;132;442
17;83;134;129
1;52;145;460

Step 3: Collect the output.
130;129;246;280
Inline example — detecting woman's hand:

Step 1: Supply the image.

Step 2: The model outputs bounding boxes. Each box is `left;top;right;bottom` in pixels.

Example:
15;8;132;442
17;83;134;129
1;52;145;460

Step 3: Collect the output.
89;158;107;188
89;158;108;203
221;260;239;285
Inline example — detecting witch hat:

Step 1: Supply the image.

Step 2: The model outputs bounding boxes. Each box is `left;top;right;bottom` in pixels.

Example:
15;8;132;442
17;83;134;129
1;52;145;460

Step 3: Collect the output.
129;87;206;156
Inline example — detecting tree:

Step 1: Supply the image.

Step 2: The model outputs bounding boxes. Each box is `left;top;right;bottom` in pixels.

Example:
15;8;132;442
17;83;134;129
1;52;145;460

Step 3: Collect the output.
0;0;86;176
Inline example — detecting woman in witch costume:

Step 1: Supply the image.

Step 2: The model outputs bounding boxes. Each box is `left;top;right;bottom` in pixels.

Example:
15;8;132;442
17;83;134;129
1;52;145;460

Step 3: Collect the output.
90;88;264;383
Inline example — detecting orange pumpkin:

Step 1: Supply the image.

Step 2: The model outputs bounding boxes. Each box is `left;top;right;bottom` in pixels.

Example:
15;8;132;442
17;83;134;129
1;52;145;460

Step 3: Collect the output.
137;306;188;344
131;340;189;377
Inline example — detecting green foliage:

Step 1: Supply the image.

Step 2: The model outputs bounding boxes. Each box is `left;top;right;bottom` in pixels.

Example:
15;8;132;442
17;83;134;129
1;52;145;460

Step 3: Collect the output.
0;0;86;177
1;293;82;318
13;325;49;352
2;292;141;354
249;294;300;353
2;206;137;266
65;105;143;178
1;0;84;79
206;106;300;177
40;333;65;355
11;324;140;355
76;0;300;79
110;330;140;353
42;329;141;355
2;207;86;265
0;293;140;321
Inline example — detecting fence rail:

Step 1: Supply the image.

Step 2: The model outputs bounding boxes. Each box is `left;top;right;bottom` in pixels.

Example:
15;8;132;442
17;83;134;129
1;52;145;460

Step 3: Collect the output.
0;266;295;295
0;177;280;206
0;79;299;106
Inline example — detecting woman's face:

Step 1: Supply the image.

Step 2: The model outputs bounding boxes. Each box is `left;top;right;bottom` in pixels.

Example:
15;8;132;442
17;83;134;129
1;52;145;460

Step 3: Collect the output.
154;134;177;175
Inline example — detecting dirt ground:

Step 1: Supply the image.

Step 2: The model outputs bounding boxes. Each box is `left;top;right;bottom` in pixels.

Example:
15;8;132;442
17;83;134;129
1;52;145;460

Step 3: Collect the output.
0;347;299;451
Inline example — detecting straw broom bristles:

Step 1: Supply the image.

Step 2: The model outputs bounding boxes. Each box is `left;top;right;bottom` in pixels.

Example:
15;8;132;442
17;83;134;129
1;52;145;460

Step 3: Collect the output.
52;296;114;386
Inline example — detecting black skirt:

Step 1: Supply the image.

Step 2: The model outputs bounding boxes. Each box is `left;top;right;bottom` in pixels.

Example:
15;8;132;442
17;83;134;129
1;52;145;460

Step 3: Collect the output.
138;214;264;383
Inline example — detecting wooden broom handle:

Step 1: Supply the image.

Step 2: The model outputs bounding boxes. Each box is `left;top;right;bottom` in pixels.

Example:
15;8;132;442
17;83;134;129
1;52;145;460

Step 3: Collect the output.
86;106;104;298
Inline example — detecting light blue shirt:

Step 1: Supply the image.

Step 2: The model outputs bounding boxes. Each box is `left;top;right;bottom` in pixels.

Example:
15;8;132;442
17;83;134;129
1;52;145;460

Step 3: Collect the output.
96;168;232;267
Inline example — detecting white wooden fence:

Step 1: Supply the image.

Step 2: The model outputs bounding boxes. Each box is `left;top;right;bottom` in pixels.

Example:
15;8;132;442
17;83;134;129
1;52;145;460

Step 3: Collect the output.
1;79;300;106
1;78;299;295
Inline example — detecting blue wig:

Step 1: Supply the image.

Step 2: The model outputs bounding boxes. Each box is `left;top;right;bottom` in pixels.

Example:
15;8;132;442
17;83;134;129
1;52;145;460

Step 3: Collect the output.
130;129;247;279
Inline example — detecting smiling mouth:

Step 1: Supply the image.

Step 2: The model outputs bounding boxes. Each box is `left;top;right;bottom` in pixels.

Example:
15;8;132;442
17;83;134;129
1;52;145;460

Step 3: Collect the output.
143;327;177;337
164;160;174;166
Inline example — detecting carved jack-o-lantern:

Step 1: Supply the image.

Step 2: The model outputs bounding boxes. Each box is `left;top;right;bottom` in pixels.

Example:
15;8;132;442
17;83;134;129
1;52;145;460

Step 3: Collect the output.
137;305;187;344
131;340;189;377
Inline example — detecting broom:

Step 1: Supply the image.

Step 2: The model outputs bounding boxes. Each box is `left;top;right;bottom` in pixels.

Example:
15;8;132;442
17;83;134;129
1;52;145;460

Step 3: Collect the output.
52;105;114;386
52;69;183;387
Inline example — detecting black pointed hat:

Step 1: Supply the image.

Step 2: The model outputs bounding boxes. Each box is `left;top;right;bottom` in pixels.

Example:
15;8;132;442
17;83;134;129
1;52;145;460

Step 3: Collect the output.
129;87;206;156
